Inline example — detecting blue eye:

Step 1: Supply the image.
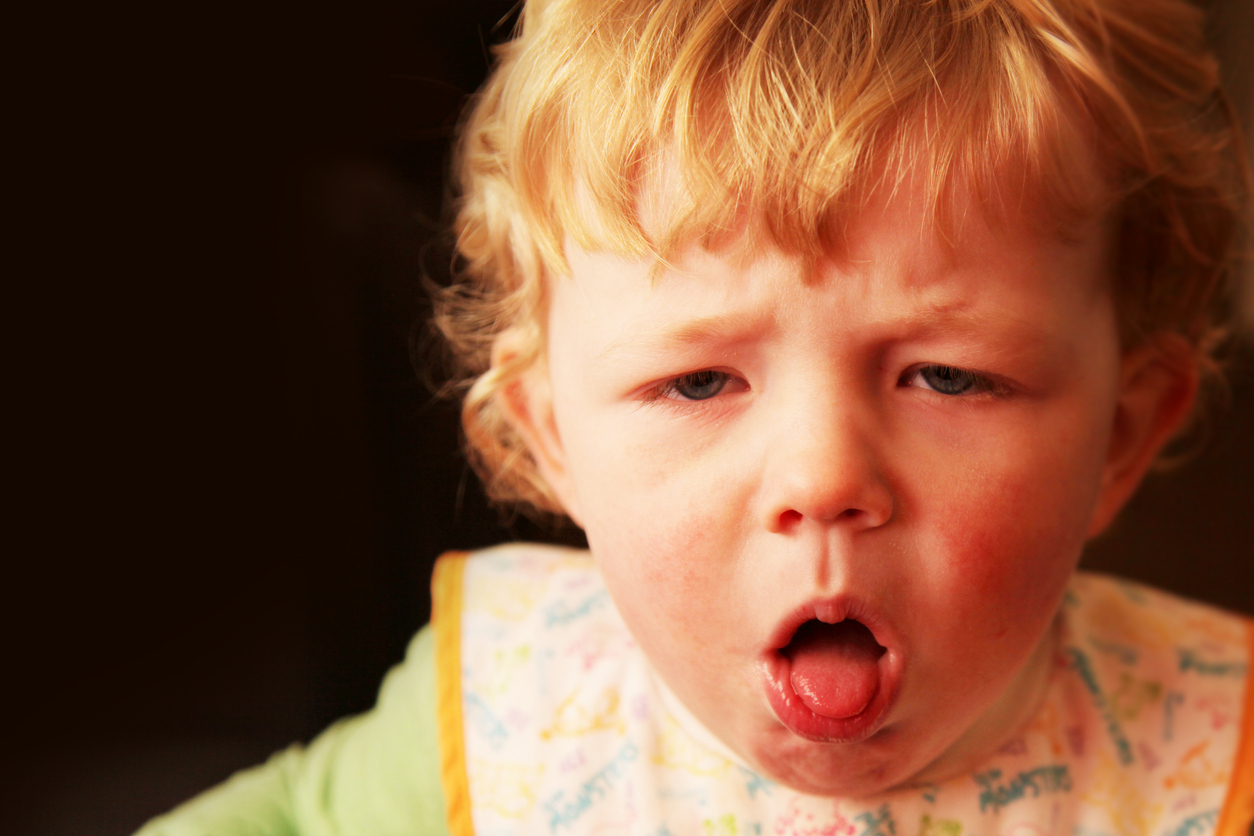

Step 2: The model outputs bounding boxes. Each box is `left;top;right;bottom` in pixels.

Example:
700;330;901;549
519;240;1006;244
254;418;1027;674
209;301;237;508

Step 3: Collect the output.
666;370;730;401
910;365;994;395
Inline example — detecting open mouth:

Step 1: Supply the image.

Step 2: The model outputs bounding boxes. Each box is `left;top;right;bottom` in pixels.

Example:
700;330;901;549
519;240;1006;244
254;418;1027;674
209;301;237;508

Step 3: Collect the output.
784;619;886;719
762;612;898;743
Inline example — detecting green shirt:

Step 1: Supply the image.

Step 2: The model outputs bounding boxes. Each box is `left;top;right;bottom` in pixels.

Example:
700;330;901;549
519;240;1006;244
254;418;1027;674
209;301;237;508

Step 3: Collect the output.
136;626;450;836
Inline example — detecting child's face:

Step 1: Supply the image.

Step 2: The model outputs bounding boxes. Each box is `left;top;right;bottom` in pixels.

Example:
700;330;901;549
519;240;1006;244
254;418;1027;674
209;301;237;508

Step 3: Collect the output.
510;176;1165;796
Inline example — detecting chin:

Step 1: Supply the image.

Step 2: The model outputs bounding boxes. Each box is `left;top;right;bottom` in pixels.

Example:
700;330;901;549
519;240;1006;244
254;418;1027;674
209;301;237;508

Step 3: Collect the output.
747;724;923;798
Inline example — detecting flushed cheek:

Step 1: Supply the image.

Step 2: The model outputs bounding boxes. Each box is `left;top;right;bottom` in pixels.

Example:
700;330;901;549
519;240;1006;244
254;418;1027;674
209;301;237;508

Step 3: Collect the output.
922;458;1088;643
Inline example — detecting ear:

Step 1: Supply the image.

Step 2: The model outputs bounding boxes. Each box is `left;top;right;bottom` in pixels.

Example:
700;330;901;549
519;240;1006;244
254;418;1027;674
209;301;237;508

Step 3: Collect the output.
493;328;583;524
1087;335;1199;537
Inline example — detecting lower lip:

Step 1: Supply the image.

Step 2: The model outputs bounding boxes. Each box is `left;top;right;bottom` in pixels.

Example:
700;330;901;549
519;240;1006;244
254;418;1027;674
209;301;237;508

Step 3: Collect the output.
761;652;898;743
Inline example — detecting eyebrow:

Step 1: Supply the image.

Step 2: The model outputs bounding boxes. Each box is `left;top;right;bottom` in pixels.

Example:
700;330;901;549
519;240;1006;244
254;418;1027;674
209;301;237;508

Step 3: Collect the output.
592;310;773;366
883;301;994;338
890;302;1050;346
590;294;1056;369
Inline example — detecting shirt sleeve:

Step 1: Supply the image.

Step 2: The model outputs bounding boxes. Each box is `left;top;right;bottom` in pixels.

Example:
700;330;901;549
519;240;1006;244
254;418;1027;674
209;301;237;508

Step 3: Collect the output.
135;625;451;836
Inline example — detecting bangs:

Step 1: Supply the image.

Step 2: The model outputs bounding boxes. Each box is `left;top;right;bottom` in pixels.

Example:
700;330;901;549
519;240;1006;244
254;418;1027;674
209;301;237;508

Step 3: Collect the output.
494;0;1141;274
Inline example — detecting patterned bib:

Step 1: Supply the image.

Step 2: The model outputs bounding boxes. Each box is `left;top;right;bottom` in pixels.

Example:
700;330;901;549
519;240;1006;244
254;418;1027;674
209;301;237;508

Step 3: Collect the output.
432;545;1253;836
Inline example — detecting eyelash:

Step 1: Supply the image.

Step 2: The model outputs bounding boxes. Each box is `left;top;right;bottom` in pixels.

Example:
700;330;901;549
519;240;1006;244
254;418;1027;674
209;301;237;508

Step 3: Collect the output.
899;364;1006;397
651;370;736;403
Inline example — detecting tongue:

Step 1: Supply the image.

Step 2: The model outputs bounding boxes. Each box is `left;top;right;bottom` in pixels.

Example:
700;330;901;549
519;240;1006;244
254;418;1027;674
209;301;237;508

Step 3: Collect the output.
786;620;883;719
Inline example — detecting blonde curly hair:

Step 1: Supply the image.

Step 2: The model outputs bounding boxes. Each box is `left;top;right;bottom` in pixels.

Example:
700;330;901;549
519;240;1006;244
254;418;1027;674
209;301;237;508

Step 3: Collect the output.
435;0;1248;516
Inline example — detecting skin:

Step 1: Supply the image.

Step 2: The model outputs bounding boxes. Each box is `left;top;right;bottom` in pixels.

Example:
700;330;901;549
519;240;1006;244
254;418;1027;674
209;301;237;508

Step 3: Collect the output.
499;175;1196;797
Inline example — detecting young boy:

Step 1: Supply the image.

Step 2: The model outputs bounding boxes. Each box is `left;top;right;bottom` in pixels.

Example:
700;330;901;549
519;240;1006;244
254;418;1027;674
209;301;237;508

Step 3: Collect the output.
141;0;1252;834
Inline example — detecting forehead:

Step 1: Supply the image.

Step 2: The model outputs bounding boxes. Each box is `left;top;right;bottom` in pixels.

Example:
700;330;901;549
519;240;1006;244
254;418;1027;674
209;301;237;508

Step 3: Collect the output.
561;166;1110;330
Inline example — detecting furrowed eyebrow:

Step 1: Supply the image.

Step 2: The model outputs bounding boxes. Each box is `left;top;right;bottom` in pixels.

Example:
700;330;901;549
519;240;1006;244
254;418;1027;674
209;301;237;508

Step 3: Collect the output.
590;295;1057;370
592;310;772;366
862;292;1049;346
905;309;1051;351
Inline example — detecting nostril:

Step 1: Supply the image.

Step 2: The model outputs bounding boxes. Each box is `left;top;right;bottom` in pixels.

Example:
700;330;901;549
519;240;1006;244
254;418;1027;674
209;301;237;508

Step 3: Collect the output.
778;507;865;528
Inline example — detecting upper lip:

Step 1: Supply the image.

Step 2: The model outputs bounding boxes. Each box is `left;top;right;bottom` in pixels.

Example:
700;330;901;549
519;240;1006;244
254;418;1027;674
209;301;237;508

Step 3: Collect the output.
764;593;892;656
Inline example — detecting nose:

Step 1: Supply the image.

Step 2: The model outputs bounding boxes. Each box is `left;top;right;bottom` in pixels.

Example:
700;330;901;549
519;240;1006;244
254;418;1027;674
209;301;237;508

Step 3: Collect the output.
758;392;894;534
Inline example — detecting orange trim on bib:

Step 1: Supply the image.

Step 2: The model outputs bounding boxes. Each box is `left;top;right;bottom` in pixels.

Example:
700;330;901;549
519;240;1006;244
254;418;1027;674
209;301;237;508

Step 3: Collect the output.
1215;617;1254;836
432;552;474;836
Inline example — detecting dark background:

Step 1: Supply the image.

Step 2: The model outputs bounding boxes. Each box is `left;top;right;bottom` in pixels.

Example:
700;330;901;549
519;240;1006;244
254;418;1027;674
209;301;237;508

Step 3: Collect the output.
11;1;1252;833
